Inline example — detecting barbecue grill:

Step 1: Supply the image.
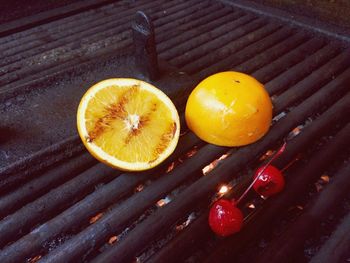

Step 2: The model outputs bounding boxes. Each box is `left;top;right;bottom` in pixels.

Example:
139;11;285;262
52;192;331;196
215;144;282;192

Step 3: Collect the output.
0;0;350;262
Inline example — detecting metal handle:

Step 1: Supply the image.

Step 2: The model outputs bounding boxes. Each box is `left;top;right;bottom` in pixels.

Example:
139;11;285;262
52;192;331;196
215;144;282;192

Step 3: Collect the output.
132;11;159;80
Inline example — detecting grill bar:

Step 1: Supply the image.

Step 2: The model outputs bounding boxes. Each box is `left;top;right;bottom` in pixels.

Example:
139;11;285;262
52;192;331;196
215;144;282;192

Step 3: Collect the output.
234;33;316;76
310;209;350;263
38;147;226;263
0;6;102;45
196;28;304;78
0;135;82;193
219;0;350;42
1;0;220;65
0;0;189;56
252;37;326;83
152;1;215;32
170;18;267;66
0;0;117;38
0;132;203;262
155;2;229;43
0;164;119;248
256;161;350;263
205;122;350;263
272;95;350;170
146;213;210;263
1;0;217;95
265;43;341;95
87;72;350;263
146;91;350;263
182;22;284;74
0;0;201;85
0;1;120;45
156;5;234;49
162;14;257;61
0;1;233;96
274;53;350;114
0;152;95;219
0;1;163;63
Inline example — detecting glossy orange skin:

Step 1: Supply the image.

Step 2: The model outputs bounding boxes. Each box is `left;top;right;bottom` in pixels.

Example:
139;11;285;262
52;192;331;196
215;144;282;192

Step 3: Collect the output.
185;72;272;146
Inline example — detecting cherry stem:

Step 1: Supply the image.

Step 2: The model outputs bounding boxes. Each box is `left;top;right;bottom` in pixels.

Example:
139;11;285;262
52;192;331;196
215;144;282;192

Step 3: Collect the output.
280;155;299;173
235;141;287;205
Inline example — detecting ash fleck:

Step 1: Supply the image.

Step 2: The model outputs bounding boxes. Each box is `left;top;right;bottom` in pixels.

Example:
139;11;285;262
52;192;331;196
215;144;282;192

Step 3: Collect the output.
44;234;73;251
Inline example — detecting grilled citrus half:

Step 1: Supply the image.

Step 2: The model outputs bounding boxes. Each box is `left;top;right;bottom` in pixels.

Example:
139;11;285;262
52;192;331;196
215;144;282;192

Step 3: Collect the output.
77;78;180;171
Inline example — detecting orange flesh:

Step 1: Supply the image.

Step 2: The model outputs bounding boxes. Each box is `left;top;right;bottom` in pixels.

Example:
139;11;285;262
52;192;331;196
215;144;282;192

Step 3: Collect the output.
84;84;176;163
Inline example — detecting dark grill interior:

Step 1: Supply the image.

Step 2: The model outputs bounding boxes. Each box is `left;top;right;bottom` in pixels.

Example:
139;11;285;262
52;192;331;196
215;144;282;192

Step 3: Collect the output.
0;0;349;262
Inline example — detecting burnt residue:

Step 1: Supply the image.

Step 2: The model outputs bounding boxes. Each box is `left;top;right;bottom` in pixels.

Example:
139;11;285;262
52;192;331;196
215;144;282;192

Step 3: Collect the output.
149;121;177;163
88;85;139;142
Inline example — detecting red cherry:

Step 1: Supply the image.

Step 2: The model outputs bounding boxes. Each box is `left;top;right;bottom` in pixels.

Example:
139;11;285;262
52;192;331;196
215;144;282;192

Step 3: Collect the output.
253;165;285;197
209;199;243;236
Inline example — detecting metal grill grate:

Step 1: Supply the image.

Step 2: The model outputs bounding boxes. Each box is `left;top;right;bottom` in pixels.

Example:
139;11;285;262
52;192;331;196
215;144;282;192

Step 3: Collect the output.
0;0;349;262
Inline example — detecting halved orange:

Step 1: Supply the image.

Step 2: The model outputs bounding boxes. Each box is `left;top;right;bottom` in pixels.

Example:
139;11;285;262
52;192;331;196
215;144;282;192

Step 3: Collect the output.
77;78;180;171
185;71;272;147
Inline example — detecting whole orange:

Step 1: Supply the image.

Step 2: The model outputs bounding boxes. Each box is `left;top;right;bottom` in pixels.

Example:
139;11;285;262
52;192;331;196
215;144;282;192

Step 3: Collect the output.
185;71;272;146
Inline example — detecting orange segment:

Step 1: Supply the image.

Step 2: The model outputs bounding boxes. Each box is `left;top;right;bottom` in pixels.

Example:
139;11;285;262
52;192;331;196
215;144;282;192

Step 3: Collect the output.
77;78;180;171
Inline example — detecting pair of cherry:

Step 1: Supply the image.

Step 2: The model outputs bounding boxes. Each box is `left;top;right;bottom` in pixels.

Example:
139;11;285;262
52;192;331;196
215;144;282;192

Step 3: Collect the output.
209;142;287;236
